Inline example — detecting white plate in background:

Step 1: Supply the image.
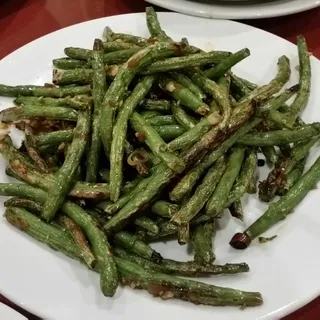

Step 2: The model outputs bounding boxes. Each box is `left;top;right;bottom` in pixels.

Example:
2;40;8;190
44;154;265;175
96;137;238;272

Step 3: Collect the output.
1;12;320;320
145;0;320;19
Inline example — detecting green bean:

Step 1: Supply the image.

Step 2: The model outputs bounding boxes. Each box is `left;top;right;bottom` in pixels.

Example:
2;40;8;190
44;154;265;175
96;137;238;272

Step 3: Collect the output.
0;138;40;171
56;51;231;79
56;52;231;78
53;69;93;86
139;99;172;112
225;150;257;208
124;179;149;197
14;95;92;110
170;72;205;100
146;6;171;41
292;136;320;162
287;36;311;117
229;200;244;221
177;223;190;245
160;77;210;115
183;68;232;163
52;67;120;85
86;39;108;182
186;102;253;173
66;182;110;199
237;125;320;146
114;231;163;263
141;51;232;75
258;135;319;202
146;115;177;126
64;47;92;60
145;220;178;241
141;110;162;119
118;255;262;307
231;74;257;91
248;175;257;194
261;146;279;165
269;107;300;130
86;208;108;226
272;36;311;127
4;203;261;306
230;154;320;249
7;156;111;200
170;118;261;202
4;197;43;214
24;124;50;173
0;84;40;97
4;206;83;260
100;41;188;157
131;112;185;173
239;56;291;104
172;103;198;129
278;158;306;196
171;156;227;225
65;47;140;63
101;176;151;215
168;112;221;151
103;164;174;234
230;72;257;89
36;130;74;147
104;28;149;46
42;109;90;221
59;215;96;268
21;105;78;121
53;58;90;69
226;150;258;201
230;72;251;97
110;77;155;201
114;248;249;276
205;147;246;218
0;107;24;122
0;184;118;296
205;48;250;79
154;124;186;141
151;200;179;218
99;48;143;64
134;216;160;235
0;84;91;97
104;101;253;234
102;41;141;52
218;74;231;97
192;222;216;265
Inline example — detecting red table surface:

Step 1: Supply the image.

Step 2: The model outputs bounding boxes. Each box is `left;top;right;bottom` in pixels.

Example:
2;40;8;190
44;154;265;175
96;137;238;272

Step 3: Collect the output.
0;0;320;319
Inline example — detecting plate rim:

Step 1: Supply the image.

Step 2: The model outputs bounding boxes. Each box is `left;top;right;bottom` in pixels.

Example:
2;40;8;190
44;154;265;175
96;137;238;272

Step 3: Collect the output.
0;302;27;320
145;0;320;20
0;11;320;320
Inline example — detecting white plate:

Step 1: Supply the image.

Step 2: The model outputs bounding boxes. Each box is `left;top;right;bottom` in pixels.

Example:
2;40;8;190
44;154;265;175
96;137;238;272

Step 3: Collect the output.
0;303;27;320
1;12;320;320
146;0;320;19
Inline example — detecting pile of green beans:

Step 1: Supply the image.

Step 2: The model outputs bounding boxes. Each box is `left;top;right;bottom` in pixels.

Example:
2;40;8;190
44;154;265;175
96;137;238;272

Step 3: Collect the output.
1;6;320;310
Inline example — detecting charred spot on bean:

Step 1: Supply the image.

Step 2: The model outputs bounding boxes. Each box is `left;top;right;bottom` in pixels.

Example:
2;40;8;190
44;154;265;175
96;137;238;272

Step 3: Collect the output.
5;211;30;231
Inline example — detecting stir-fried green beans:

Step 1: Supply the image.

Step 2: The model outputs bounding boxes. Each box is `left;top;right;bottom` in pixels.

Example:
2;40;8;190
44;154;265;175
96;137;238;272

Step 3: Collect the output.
86;39;107;182
1;7;319;310
110;76;155;201
230;154;320;249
